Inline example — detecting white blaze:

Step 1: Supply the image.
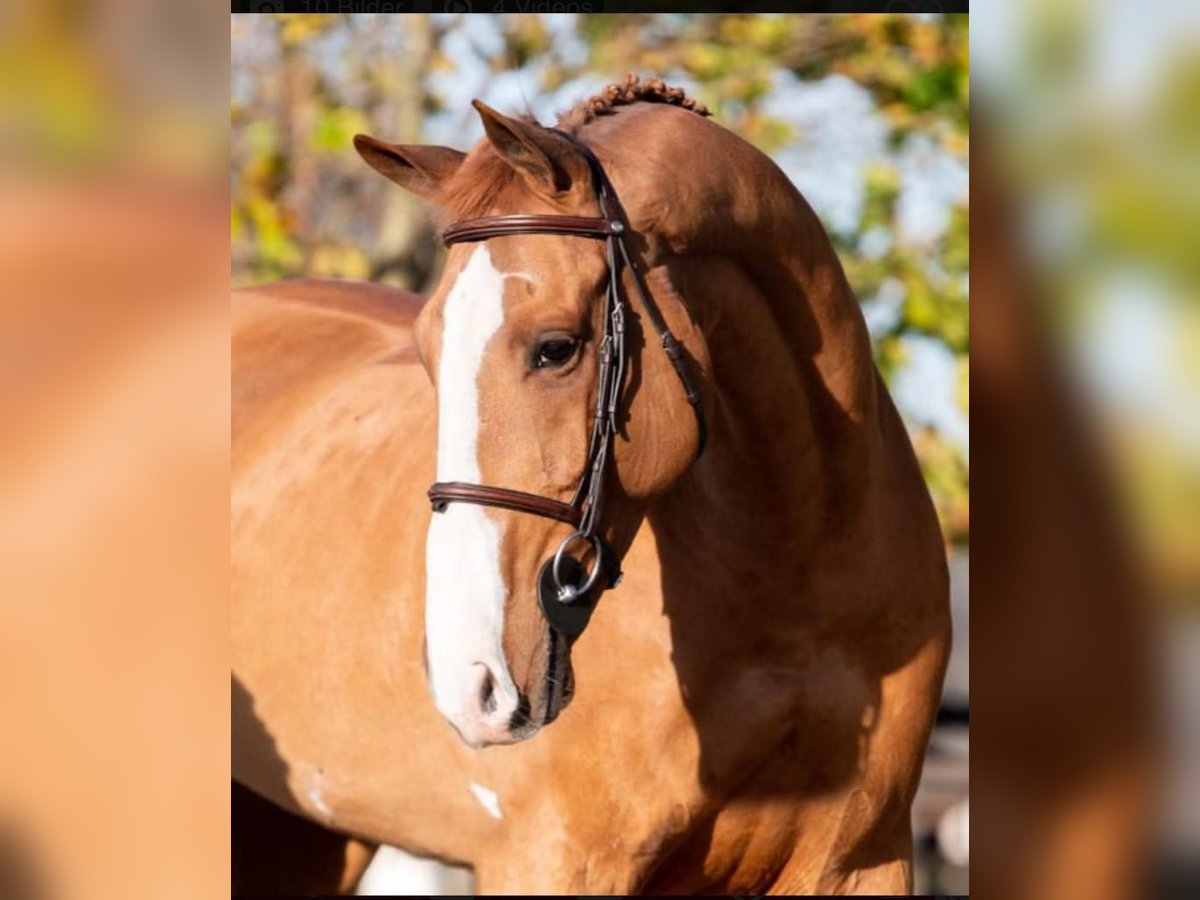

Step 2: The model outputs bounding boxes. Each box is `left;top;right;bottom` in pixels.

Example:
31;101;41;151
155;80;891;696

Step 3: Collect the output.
425;247;521;727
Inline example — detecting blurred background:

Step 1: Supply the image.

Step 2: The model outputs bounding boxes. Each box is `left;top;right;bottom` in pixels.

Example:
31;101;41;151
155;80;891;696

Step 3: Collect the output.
970;3;1200;897
0;4;1196;899
232;12;972;893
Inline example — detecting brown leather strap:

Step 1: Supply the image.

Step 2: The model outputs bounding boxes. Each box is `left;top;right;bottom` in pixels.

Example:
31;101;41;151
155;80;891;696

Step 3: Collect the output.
428;482;582;527
443;215;621;245
429;129;704;623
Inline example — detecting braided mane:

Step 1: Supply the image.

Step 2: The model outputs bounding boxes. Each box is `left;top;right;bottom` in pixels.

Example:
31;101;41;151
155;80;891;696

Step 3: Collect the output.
557;75;711;132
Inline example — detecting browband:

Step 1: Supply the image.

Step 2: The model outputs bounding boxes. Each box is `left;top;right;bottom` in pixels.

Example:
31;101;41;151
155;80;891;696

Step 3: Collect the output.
441;214;623;244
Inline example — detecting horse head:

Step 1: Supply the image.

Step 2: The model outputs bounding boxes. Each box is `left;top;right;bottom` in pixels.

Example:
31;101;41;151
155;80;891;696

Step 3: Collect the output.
355;99;709;747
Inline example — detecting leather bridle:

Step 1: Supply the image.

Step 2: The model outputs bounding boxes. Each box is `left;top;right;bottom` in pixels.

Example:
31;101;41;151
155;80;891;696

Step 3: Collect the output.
427;130;706;637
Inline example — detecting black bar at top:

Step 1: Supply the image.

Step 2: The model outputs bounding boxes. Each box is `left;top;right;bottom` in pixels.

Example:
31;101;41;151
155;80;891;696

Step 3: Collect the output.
231;2;969;15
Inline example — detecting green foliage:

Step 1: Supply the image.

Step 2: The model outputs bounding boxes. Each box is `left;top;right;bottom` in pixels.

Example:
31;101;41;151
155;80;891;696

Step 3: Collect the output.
311;106;370;155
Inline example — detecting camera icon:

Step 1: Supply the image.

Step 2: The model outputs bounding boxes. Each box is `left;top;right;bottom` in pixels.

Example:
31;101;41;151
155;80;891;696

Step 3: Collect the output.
254;0;282;12
445;0;473;11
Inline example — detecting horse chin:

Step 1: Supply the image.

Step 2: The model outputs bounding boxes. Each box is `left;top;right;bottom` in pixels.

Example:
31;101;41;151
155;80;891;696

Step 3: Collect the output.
442;704;540;748
504;718;544;745
457;722;542;750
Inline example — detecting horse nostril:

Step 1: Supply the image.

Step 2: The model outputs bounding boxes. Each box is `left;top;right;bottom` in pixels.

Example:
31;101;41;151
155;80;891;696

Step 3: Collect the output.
478;667;497;715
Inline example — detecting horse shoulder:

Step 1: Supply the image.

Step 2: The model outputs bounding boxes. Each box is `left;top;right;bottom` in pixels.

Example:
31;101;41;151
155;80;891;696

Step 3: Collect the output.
232;279;428;465
232;278;438;819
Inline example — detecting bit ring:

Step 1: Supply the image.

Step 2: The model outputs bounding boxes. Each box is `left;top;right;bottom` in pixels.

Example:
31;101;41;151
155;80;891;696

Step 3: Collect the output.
551;531;604;604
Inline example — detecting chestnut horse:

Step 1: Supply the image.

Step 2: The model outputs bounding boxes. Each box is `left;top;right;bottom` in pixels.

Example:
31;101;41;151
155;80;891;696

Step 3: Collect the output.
232;80;950;894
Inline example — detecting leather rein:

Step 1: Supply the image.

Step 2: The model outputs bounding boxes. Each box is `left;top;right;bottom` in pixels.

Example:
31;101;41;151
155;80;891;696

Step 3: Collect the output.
427;130;706;637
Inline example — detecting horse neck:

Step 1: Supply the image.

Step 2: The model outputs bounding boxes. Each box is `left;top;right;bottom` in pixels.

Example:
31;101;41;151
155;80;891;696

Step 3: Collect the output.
644;149;886;639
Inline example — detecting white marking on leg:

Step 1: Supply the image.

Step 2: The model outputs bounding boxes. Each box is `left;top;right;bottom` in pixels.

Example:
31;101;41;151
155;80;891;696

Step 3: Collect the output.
356;845;472;896
468;782;503;820
425;248;525;735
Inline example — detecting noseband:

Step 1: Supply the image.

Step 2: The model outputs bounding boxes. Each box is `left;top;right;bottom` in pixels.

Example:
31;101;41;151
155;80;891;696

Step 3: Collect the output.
427;130;706;637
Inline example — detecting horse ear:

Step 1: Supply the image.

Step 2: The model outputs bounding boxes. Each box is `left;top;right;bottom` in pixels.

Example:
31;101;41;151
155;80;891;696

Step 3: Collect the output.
471;100;590;197
353;135;465;201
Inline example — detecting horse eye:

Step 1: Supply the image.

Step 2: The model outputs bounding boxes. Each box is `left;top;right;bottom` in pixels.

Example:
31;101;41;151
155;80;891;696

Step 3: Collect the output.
533;337;579;368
